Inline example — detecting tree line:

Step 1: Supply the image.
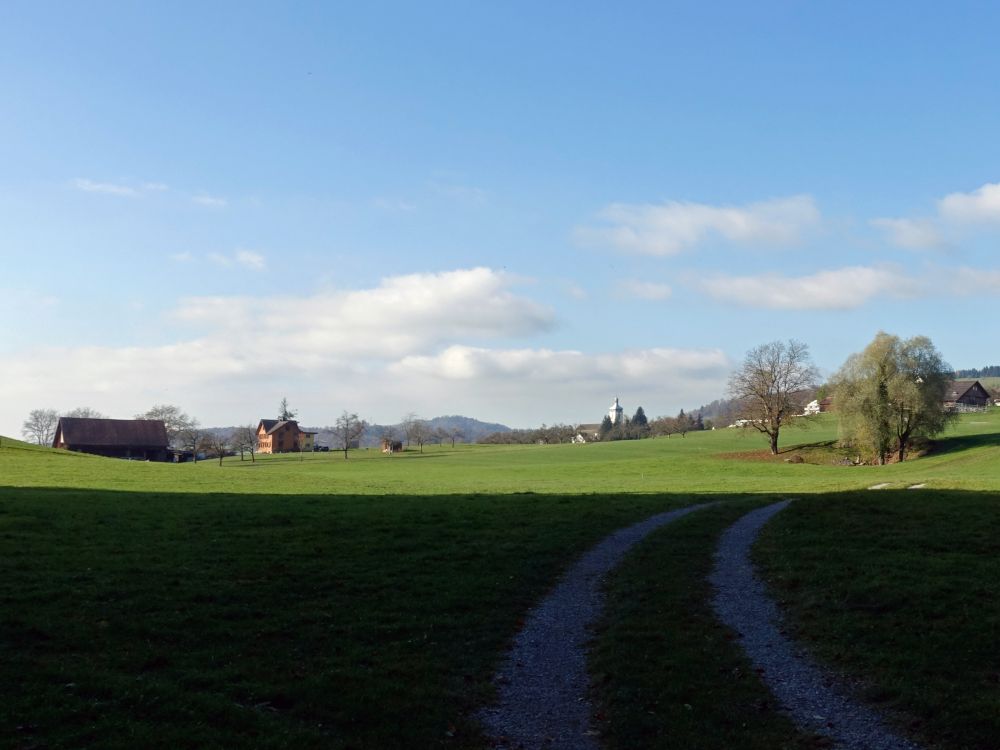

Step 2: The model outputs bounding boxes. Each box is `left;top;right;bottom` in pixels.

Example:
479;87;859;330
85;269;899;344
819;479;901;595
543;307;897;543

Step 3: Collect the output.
954;365;1000;378
478;408;709;445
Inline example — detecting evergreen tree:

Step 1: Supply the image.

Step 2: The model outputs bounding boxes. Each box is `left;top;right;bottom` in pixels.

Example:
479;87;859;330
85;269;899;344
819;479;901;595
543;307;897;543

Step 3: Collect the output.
278;397;297;421
599;414;614;439
631;406;648;427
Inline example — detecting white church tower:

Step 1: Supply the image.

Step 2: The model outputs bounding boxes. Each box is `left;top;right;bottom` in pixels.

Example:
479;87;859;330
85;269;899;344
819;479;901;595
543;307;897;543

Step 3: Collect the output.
609;396;624;425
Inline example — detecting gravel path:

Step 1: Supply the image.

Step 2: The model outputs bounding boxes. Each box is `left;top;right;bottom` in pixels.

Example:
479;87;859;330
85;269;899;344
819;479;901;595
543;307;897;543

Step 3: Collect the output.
479;502;712;750
710;501;920;750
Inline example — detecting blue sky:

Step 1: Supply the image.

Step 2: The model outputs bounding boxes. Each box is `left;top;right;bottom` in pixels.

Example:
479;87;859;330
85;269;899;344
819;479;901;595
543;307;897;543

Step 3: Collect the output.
3;2;1000;434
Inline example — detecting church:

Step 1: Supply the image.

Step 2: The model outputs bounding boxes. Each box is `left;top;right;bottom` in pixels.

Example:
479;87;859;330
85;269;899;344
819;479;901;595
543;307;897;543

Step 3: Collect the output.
573;397;626;443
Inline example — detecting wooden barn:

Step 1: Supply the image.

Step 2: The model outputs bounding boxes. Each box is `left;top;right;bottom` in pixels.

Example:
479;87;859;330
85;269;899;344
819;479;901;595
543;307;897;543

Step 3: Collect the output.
256;419;314;453
381;439;403;453
944;379;992;411
52;417;170;461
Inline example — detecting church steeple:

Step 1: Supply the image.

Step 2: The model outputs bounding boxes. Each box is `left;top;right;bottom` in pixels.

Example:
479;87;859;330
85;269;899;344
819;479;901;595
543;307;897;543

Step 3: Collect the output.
609;396;623;425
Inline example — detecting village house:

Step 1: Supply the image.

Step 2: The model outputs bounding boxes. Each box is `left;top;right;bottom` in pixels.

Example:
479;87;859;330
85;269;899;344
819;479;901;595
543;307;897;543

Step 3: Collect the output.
944;379;992;411
52;417;170;461
256;419;315;454
573;424;601;443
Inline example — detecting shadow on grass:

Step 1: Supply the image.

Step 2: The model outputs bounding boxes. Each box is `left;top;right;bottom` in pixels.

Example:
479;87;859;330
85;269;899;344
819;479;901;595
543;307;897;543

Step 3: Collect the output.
930;430;1000;455
0;486;998;749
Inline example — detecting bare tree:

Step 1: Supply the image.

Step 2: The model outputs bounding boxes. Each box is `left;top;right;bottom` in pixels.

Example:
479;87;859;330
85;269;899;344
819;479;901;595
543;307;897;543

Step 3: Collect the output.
177;423;205;462
400;412;419;447
449;426;465;448
205;430;232;466
62;407;107;418
728;339;819;455
22;408;59;445
332;411;366;459
135;404;197;448
409;419;430;453
231;425;258;462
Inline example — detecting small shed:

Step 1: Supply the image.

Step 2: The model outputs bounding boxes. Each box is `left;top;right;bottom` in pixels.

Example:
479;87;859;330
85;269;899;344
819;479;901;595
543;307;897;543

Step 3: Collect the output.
52;418;169;461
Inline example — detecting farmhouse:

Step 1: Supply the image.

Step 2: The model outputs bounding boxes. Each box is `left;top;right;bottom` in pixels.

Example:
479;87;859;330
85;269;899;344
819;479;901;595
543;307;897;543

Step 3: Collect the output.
944;379;992;411
256;419;315;453
573;423;601;443
52;417;169;461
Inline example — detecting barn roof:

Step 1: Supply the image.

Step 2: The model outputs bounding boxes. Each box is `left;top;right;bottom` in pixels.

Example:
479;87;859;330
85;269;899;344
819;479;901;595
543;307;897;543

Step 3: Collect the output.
944;379;985;401
55;418;168;448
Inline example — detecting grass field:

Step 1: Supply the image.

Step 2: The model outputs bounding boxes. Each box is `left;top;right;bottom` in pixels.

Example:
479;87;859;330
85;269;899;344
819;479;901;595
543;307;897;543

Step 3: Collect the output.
1;411;998;748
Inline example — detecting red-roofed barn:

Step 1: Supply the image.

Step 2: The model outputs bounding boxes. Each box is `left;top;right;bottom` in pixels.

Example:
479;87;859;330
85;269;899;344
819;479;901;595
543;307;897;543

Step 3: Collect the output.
52;418;170;461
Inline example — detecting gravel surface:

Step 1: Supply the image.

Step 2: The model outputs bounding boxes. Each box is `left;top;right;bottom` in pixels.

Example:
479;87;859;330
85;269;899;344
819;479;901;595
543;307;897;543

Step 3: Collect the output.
710;501;921;750
479;502;713;750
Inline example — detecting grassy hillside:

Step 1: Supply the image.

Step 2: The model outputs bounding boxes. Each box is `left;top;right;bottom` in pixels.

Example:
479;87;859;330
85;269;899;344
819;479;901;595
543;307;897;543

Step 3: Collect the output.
1;411;998;748
3;411;1000;495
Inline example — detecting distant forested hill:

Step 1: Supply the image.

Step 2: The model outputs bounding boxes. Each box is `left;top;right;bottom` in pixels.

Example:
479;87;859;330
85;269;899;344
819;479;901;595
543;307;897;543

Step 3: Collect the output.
955;366;1000;378
309;415;511;448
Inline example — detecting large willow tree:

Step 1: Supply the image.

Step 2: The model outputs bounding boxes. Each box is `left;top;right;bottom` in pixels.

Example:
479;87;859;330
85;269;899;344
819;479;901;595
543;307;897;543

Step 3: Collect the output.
832;332;955;464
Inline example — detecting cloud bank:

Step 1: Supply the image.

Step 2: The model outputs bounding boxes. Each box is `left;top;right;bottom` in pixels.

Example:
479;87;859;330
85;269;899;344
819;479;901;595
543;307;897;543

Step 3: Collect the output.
700;266;919;310
578;195;820;255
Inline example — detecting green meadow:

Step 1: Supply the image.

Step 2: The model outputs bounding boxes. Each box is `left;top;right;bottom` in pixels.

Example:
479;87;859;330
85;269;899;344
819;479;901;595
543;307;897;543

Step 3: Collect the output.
1;412;998;748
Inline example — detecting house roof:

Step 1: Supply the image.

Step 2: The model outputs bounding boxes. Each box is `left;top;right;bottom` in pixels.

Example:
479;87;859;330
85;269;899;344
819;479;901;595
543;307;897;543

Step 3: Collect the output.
944;379;985;401
576;423;601;432
258;419;299;434
55;418;168;448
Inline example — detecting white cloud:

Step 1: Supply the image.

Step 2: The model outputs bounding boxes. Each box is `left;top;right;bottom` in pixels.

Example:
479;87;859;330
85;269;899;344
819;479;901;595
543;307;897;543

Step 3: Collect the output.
700;266;920;310
373;197;417;213
394;345;727;382
386;345;731;425
945;266;1000;295
938;182;1000;224
234;250;266;271
72;178;138;197
577;194;820;255
72;178;173;197
193;193;228;208
172;267;553;360
0;269;568;432
429;181;488;206
562;281;588;300
870;217;945;250
195;251;267;270
616;279;672;300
